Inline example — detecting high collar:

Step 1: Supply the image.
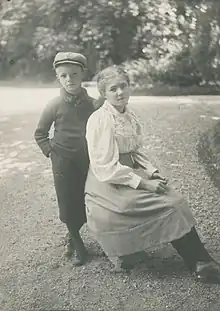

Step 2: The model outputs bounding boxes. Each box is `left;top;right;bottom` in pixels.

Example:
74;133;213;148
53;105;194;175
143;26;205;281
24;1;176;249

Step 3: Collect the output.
103;100;129;116
60;87;89;106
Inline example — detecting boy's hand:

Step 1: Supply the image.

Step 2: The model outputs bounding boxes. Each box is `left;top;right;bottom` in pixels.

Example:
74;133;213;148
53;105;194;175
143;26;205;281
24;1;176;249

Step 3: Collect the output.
47;151;51;158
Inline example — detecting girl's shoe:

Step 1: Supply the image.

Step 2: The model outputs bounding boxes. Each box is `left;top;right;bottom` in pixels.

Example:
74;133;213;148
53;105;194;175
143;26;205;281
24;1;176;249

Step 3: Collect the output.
193;260;220;284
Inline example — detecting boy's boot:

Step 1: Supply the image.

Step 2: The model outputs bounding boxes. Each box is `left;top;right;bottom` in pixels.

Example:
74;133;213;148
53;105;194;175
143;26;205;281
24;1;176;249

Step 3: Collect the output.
69;230;88;266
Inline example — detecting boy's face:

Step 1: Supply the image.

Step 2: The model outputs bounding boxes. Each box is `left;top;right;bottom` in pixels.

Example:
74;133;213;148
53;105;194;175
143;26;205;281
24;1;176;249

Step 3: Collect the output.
55;64;84;94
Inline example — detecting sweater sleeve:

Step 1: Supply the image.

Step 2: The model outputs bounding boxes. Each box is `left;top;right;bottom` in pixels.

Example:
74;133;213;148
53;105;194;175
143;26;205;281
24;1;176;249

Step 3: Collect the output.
34;99;57;157
86;110;141;189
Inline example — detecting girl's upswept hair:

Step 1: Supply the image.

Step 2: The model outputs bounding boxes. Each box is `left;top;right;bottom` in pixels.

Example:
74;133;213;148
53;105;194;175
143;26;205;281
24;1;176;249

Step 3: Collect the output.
96;65;130;96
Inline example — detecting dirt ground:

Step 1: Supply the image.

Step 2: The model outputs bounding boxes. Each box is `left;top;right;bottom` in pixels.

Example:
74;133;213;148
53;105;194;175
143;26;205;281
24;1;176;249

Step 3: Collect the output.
1;89;220;311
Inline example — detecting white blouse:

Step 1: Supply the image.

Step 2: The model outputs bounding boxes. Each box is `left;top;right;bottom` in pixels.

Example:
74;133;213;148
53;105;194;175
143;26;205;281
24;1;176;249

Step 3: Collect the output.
86;101;158;189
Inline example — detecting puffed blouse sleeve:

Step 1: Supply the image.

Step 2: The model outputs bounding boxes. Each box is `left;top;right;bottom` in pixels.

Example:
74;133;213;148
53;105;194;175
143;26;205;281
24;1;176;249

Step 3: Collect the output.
131;111;159;178
86;110;142;189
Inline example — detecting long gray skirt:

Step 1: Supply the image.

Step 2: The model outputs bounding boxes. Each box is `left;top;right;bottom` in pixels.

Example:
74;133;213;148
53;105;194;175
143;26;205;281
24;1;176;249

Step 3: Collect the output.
85;168;196;258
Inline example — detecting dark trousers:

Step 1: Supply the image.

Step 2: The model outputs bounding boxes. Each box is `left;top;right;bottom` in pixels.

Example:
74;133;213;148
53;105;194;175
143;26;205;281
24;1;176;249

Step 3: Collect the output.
50;149;89;234
171;227;212;272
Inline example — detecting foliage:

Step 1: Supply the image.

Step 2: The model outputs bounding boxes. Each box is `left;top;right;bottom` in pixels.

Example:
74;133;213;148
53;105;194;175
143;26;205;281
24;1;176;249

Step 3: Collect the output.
0;0;220;88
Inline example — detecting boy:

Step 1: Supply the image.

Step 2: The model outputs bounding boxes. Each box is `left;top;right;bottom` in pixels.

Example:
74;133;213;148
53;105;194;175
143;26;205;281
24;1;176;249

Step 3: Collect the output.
35;52;98;266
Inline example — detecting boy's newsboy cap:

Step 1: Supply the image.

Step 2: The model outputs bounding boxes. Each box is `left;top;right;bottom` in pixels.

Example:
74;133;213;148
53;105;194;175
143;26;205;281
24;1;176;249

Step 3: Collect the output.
53;52;87;69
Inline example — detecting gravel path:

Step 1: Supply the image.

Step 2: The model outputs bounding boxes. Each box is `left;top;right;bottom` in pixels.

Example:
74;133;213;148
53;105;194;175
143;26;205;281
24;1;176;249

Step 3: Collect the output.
1;91;220;311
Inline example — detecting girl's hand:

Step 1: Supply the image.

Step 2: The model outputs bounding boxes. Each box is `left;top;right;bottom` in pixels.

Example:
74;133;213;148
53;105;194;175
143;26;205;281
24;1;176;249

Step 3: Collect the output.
138;178;168;194
151;172;168;184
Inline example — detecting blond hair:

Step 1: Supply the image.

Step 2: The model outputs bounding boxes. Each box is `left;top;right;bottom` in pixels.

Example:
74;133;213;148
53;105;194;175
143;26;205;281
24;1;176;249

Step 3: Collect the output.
97;65;130;96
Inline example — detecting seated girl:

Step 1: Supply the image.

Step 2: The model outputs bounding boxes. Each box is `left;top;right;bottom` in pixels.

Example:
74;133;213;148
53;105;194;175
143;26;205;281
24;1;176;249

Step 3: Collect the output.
84;65;220;284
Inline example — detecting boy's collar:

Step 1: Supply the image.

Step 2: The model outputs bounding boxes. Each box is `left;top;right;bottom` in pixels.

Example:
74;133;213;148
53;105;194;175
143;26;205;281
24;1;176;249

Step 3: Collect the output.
60;87;88;104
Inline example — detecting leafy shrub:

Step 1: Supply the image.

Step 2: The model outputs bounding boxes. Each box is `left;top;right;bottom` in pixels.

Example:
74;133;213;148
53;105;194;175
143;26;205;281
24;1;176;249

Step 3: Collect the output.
1;0;220;89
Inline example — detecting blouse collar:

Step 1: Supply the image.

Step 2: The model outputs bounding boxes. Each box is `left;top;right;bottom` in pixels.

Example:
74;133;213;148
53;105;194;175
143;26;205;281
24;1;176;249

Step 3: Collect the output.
103;100;130;116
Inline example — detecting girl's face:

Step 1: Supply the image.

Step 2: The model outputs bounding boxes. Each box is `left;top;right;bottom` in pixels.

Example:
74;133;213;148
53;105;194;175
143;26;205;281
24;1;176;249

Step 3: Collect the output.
56;64;84;95
104;77;130;112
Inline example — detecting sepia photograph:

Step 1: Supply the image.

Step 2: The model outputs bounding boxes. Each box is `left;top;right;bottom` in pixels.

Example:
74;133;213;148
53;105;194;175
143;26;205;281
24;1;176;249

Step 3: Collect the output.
1;1;220;310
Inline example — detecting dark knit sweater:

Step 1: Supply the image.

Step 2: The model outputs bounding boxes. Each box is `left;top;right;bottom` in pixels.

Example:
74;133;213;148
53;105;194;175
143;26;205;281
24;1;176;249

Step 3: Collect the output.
34;87;98;159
